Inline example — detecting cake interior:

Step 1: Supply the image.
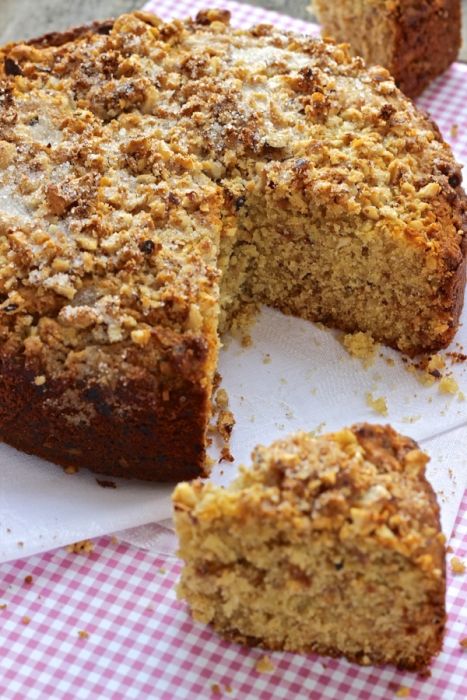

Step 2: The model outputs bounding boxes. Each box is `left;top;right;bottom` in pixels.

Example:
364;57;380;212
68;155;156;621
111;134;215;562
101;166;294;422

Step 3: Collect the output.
218;177;451;353
311;0;396;69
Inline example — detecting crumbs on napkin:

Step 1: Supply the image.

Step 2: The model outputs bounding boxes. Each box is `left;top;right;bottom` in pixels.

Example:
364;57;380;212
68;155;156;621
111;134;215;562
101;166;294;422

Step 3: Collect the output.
342;331;378;367
64;465;79;475
24;575;33;585
395;688;411;698
21;616;31;625
96;479;117;489
438;376;459;395
78;630;89;639
365;392;388;416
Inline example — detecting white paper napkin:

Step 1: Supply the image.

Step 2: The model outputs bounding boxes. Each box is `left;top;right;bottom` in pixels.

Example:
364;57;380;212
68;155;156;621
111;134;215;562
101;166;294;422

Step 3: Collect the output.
1;306;465;563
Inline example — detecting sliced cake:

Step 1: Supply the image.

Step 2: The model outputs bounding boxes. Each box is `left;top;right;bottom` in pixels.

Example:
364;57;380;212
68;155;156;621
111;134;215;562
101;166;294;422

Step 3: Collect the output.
174;424;446;670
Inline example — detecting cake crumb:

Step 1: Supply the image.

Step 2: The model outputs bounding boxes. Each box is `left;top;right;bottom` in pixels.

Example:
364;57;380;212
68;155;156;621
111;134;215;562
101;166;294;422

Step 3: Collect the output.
66;540;94;555
24;575;33;585
439;376;459;395
96;479;116;489
450;556;465;574
450;123;459;138
219;446;234;463
21;616;31;625
0;603;7;610
255;655;275;673
34;375;46;386
212;387;235;457
447;351;467;364
78;630;89;639
402;415;420;424
365;392;388;416
460;638;467;649
342;331;378;367
64;465;78;475
241;333;252;347
262;353;271;364
395;687;411;697
426;354;445;373
211;683;221;696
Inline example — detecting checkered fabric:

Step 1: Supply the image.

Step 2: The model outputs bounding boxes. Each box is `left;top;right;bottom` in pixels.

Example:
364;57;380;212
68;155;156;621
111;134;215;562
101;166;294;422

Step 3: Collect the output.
0;492;465;700
0;1;466;697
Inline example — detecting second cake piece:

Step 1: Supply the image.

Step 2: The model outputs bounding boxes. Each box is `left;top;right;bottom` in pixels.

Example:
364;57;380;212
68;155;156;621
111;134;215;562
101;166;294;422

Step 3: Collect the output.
311;0;461;97
174;424;446;671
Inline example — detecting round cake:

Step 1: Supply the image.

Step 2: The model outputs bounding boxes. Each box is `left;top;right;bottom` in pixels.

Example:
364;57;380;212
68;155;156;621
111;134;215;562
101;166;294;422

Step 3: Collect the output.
0;10;465;480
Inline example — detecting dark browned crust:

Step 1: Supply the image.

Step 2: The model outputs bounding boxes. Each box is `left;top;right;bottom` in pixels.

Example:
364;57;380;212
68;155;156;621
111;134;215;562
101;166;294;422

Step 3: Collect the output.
25;19;115;49
391;0;461;98
0;353;210;482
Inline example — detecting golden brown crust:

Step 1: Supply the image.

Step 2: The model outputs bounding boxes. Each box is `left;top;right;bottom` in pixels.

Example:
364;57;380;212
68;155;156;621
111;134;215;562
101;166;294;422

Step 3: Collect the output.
24;19;115;49
220;627;445;671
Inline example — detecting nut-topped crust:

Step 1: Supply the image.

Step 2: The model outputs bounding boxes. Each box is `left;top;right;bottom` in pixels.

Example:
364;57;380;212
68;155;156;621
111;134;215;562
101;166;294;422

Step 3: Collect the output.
0;10;465;479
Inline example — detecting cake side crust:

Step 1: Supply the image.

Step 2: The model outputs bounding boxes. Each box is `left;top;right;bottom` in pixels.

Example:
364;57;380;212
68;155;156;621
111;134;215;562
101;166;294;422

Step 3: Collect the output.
391;0;461;98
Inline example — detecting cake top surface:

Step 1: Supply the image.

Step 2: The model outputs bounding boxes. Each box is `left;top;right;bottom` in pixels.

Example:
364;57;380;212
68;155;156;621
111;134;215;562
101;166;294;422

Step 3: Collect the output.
0;9;464;380
173;423;445;576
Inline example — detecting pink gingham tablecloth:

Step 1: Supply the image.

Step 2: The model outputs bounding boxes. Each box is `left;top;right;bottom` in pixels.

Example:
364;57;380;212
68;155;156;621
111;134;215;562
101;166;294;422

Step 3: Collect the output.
0;492;466;700
1;1;467;697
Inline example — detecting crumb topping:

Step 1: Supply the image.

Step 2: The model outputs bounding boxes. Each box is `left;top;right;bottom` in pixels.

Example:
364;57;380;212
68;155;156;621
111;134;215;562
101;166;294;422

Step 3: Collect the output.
0;9;464;388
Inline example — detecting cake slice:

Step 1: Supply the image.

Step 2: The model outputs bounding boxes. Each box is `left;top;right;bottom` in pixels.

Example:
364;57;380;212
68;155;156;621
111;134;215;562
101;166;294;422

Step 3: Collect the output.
173;424;446;670
311;0;461;97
